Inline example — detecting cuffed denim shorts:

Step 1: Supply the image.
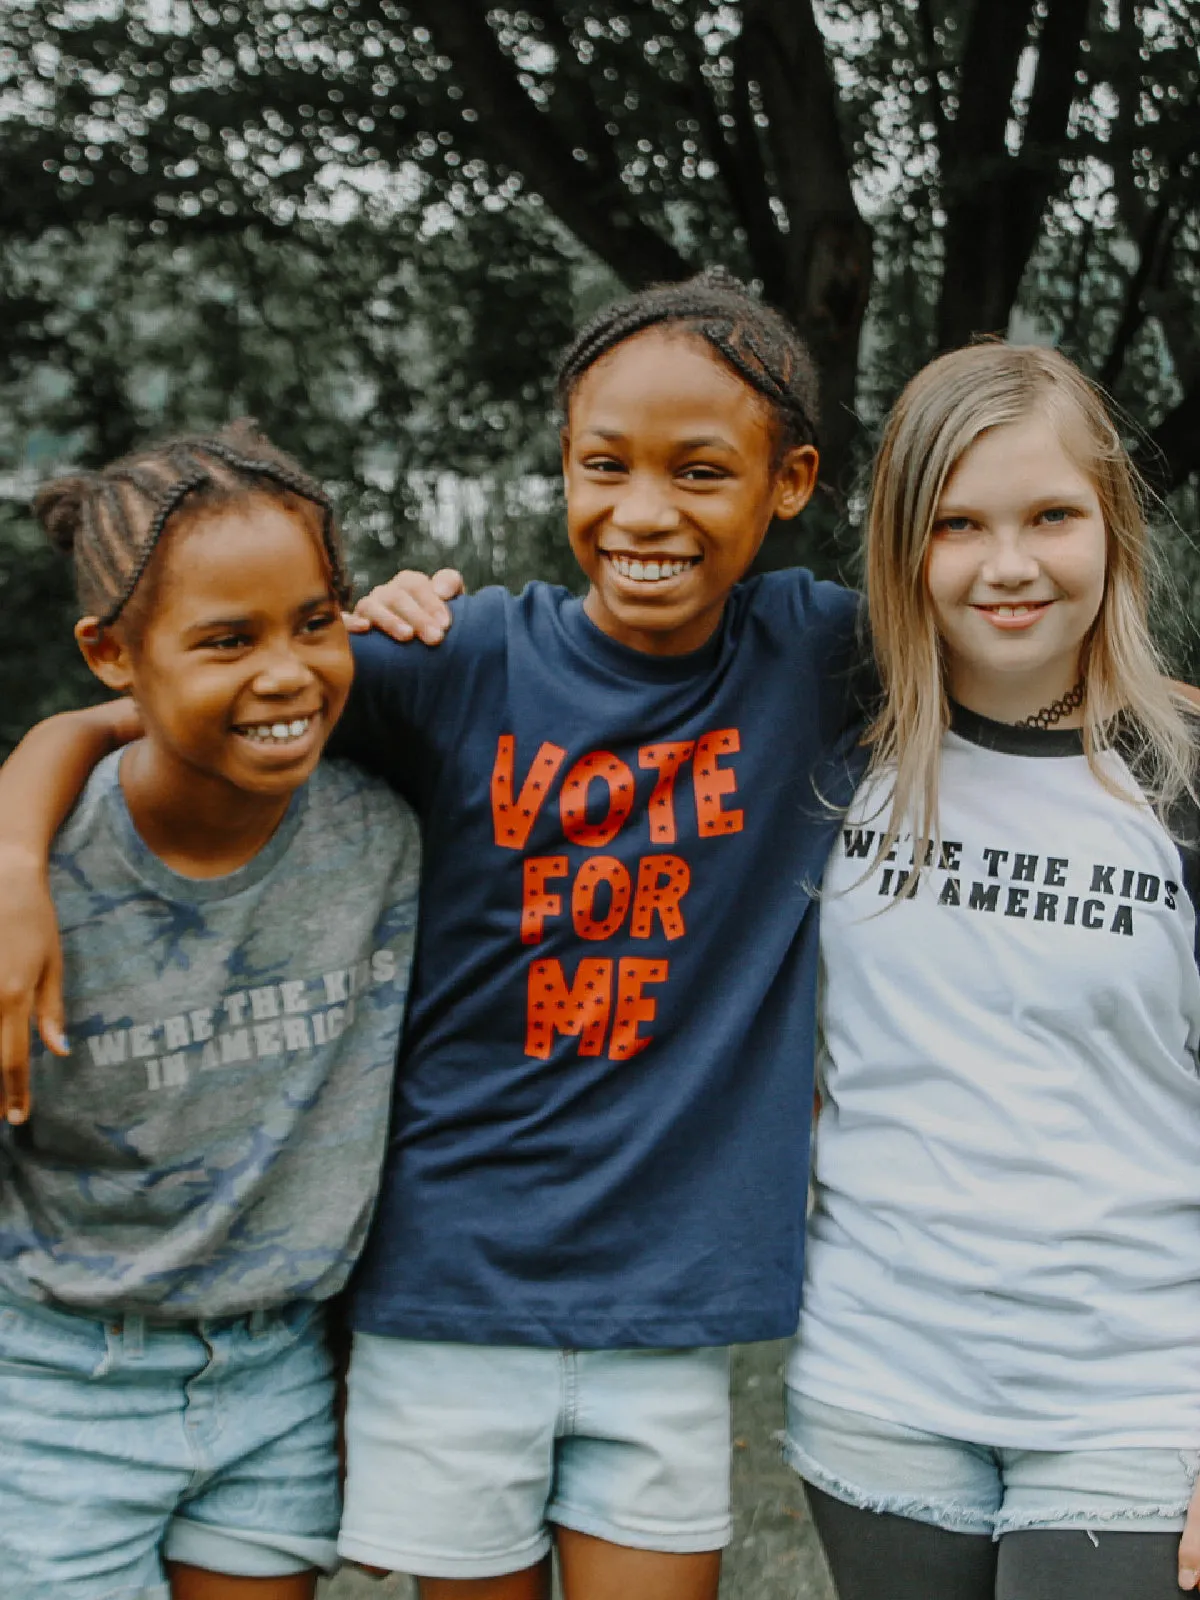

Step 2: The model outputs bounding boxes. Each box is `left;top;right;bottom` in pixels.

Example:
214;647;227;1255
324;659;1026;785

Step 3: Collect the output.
339;1336;733;1578
785;1388;1200;1539
0;1287;340;1599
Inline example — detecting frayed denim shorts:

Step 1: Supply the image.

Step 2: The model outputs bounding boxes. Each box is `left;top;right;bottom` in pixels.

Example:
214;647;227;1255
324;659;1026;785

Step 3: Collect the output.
339;1336;732;1579
785;1388;1200;1539
0;1286;340;1599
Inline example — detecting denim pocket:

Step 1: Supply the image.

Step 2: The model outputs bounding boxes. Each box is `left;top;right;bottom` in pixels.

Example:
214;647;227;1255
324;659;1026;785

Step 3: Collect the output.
0;1297;113;1380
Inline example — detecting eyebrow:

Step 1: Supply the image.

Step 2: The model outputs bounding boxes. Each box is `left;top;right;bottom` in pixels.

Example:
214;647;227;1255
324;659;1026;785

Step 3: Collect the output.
938;484;1093;508
183;594;333;636
580;428;737;451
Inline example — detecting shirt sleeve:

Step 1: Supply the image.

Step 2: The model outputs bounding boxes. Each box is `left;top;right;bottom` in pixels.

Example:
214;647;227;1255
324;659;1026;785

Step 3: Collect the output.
327;590;509;812
765;567;879;741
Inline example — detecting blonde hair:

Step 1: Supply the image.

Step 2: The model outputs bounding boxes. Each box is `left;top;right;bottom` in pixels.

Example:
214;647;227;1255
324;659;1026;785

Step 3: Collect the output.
864;342;1196;869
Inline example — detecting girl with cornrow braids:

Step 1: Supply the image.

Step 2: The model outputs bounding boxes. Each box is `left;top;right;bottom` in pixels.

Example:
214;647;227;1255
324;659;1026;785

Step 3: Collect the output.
0;420;422;1599
0;272;859;1598
7;279;1200;1598
0;272;853;1598
343;292;1200;1599
5;275;1171;1600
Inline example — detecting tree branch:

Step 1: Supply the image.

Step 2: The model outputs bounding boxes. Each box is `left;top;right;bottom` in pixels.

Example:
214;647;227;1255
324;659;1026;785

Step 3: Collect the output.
675;18;787;298
519;0;625;193
405;0;689;286
1063;215;1095;352
1100;192;1181;389
914;0;950;182
1006;0;1094;252
1136;378;1200;493
937;0;1089;344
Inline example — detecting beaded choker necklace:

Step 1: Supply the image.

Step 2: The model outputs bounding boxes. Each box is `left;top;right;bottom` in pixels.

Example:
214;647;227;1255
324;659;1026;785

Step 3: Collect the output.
1015;681;1084;730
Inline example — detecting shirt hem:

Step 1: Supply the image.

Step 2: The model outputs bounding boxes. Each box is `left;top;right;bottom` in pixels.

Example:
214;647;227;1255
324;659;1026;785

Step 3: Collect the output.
352;1298;799;1349
786;1371;1200;1453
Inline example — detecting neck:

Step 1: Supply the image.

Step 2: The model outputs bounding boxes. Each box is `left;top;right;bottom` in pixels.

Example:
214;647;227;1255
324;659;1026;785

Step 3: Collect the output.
948;667;1086;729
119;741;294;879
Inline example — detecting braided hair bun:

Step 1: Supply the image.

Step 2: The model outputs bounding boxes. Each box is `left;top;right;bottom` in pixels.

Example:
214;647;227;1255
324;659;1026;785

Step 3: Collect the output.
32;476;94;556
34;424;347;627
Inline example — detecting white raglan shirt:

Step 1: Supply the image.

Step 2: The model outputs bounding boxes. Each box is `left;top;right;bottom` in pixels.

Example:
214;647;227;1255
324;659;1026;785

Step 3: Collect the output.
788;705;1200;1449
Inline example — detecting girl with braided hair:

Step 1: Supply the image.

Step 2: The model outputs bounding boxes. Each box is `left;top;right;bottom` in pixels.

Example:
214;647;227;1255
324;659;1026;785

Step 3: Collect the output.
341;301;1200;1599
8;279;1200;1599
0;273;863;1598
0;421;422;1598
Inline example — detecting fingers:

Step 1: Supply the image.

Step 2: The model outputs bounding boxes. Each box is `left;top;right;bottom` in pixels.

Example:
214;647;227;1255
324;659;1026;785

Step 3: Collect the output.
352;592;421;643
35;942;68;1060
342;610;371;634
431;568;466;601
1178;1479;1200;1589
352;571;457;645
0;999;33;1125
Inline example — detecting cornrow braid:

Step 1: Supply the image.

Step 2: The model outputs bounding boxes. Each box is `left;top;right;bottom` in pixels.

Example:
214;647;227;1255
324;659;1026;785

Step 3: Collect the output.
198;437;344;613
98;468;210;626
556;269;820;455
32;420;350;629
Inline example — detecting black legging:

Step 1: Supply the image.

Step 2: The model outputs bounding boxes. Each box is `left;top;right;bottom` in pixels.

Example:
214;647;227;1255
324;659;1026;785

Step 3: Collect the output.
805;1483;1183;1600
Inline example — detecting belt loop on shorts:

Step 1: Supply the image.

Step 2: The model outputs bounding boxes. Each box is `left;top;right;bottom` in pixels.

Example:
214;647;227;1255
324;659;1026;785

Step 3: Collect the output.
123;1313;146;1359
248;1307;269;1336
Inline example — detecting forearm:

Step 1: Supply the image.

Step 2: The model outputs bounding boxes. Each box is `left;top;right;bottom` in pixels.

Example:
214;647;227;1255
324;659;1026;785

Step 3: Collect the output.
0;699;140;861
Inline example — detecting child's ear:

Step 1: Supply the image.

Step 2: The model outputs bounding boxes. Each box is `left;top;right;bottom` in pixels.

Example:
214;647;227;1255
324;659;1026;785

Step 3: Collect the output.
75;618;135;692
773;445;820;521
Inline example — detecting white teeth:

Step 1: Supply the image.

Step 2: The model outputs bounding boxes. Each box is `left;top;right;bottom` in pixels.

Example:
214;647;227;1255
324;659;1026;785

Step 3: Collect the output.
610;554;693;582
237;716;312;744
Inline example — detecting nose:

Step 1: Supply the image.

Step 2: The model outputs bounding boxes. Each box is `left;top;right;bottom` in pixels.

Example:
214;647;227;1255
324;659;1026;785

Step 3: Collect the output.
251;638;316;698
980;529;1040;588
610;471;681;536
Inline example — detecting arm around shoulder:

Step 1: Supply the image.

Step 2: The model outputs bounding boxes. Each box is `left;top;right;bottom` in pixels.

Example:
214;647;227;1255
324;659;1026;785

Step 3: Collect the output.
0;698;140;1120
0;697;141;858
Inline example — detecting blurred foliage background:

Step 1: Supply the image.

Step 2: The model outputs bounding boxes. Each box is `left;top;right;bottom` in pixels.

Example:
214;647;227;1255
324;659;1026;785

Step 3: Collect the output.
2;0;1199;753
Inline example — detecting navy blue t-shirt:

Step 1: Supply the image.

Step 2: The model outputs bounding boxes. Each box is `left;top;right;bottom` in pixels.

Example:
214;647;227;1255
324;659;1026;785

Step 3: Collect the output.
334;572;867;1347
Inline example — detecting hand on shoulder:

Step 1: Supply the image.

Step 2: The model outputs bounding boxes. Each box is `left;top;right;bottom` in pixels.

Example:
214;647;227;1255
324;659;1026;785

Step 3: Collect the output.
345;568;465;646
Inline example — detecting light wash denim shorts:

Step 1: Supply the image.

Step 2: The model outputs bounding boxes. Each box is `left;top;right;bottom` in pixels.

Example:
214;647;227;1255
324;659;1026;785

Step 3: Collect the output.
785;1388;1200;1539
339;1336;733;1578
0;1287;340;1599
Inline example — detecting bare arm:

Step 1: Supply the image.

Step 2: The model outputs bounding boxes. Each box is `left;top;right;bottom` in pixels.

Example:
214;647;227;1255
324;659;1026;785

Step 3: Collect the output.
0;698;141;1122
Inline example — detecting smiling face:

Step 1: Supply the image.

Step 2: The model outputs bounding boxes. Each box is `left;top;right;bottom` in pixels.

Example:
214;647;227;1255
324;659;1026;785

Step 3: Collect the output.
925;411;1108;723
562;328;818;655
82;494;353;803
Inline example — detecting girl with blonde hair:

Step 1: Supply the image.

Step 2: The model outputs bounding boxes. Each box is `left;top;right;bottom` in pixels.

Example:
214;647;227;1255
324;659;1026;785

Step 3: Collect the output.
786;342;1200;1599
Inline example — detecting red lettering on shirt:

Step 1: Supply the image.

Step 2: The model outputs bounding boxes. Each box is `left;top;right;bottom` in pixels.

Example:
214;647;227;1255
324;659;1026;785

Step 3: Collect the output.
638;742;696;844
506;728;743;1059
608;959;669;1060
693;729;743;837
629;855;690;940
572;856;633;941
491;736;567;850
521;856;568;945
559;751;637;847
525;958;613;1059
